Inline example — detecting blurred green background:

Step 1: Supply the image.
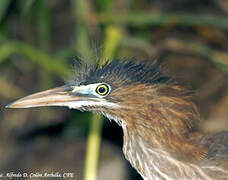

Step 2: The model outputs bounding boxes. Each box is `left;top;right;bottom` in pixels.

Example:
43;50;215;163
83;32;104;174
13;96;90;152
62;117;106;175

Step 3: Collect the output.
0;0;228;180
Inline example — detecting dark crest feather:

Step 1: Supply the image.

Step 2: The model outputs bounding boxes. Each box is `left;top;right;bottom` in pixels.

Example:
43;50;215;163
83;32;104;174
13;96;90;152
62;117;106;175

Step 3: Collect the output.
68;59;172;88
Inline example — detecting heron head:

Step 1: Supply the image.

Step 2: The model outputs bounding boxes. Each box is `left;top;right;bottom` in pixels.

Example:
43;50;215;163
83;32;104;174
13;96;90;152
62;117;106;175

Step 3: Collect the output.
7;60;190;127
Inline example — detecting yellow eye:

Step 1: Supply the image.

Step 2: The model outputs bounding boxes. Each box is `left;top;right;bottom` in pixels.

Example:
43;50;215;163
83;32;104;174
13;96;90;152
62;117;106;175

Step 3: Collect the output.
96;84;110;96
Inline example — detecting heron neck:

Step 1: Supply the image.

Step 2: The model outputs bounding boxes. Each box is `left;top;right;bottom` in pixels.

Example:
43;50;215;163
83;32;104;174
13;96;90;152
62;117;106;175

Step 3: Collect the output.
118;84;207;160
126;121;206;161
122;125;209;180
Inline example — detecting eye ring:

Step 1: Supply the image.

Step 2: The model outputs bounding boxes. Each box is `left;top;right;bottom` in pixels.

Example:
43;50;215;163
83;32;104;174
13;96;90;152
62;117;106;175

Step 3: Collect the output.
96;83;110;96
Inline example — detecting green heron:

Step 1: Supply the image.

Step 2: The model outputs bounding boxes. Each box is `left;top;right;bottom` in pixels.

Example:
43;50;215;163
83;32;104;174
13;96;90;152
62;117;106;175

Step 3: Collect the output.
6;60;228;180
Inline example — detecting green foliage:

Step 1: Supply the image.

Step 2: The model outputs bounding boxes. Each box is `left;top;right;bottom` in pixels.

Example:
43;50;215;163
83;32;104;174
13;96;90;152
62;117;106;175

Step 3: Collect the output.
0;41;69;76
0;0;11;23
99;13;228;29
95;0;113;12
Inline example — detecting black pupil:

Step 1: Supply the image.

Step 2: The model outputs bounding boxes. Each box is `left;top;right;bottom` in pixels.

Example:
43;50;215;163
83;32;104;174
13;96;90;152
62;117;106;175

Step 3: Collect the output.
99;86;106;93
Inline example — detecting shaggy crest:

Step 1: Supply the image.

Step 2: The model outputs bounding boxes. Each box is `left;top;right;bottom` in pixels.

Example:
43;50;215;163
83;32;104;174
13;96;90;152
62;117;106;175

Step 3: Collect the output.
69;59;173;89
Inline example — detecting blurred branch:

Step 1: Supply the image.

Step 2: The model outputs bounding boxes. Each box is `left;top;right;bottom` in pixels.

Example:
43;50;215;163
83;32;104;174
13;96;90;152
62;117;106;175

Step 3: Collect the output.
0;43;17;63
18;42;70;77
98;13;228;29
120;35;155;56
195;25;227;47
163;38;228;75
100;25;124;65
0;41;70;77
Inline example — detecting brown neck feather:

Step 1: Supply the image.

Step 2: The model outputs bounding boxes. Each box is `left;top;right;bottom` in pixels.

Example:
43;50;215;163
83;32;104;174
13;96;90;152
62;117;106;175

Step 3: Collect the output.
110;83;207;161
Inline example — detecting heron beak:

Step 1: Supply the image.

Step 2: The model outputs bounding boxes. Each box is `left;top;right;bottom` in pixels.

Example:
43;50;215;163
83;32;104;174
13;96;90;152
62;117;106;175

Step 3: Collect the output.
5;86;80;109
